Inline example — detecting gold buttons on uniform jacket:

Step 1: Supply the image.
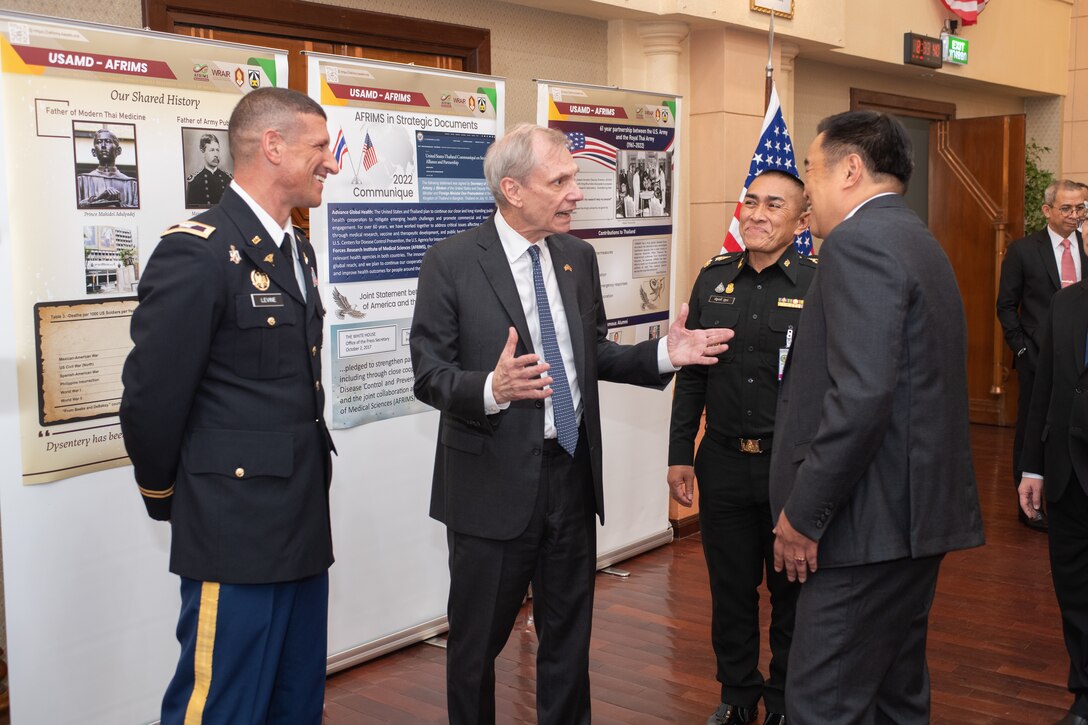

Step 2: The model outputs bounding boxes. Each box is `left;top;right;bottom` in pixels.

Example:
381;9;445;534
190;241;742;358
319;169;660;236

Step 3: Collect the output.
267;316;276;326
234;467;245;478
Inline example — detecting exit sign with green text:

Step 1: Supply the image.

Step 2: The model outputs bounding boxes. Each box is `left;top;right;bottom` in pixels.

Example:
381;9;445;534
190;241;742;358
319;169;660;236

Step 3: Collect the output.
943;35;969;65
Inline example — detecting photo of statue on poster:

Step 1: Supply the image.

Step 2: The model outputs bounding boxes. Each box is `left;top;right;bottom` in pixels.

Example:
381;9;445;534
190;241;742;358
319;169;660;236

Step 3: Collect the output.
72;122;140;209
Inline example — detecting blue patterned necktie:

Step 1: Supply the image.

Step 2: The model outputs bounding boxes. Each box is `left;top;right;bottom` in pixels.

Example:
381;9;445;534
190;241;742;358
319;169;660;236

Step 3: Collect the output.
527;244;578;456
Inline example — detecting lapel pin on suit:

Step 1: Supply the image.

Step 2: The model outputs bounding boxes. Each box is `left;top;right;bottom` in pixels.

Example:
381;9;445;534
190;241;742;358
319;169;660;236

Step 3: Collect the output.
263;253;276;266
564;264;573;272
228;245;241;265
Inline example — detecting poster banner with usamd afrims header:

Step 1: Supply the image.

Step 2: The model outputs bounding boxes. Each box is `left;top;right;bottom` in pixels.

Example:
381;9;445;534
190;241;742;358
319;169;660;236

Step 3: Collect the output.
536;80;678;343
306;52;504;429
0;11;287;483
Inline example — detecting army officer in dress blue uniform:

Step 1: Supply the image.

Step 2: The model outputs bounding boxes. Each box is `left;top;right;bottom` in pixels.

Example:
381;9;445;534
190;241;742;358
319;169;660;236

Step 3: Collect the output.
669;170;816;725
120;87;339;725
186;132;233;208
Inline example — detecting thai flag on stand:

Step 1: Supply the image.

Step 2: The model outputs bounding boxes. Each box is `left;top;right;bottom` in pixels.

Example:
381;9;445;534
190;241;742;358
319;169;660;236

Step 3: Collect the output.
332;128;348;169
361;132;378;171
939;0;989;26
565;132;618;171
721;83;812;256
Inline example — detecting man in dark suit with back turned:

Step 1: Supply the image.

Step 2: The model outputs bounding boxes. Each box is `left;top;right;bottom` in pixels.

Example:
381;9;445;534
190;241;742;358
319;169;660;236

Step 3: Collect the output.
1020;279;1088;725
410;123;733;725
998;179;1088;531
120;87;338;724
769;111;984;724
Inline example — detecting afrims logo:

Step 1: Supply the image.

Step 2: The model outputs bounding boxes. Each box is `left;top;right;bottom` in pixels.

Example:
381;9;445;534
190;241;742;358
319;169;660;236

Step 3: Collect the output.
440;92;452;109
192;63;209;82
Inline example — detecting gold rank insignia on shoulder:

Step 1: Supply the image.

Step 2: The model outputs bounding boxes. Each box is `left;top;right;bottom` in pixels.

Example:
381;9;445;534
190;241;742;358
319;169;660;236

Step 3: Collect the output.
163;221;216;239
726;282;734;294
228;245;241;264
264;253;276;266
777;297;804;309
251;269;271;291
251;235;262;246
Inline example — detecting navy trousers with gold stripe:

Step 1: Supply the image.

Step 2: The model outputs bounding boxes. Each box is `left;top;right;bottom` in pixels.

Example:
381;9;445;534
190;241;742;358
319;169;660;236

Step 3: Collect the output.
161;572;328;725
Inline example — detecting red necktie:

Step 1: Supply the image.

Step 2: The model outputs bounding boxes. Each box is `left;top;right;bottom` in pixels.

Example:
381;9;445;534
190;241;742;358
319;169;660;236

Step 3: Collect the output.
1061;238;1076;288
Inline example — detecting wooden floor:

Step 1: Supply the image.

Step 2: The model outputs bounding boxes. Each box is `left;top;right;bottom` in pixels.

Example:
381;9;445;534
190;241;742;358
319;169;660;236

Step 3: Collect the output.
324;424;1070;723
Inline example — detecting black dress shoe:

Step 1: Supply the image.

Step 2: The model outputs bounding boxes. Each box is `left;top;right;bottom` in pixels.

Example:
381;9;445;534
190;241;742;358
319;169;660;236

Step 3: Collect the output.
707;702;757;725
1019;508;1049;532
1054;712;1088;725
764;714;786;725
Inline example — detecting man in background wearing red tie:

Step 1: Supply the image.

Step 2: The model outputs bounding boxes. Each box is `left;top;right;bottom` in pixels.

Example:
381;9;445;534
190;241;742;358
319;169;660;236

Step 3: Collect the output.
998;179;1088;531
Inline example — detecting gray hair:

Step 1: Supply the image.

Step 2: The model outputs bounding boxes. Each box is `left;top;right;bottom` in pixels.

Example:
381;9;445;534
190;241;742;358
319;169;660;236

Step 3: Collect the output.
484;123;569;207
1044;179;1083;205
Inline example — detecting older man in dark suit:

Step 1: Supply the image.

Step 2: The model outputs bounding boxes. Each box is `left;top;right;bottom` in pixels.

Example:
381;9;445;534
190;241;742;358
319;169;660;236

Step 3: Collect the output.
998;179;1088;530
410;123;732;725
769;110;985;724
1020;280;1088;725
120;87;338;724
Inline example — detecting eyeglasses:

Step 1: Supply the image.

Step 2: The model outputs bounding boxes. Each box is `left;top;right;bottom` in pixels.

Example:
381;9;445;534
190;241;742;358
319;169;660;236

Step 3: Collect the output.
1048;204;1086;217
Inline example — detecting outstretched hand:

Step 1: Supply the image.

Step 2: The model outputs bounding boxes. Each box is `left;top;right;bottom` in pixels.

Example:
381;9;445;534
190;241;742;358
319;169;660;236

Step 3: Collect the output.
666;303;734;367
491;327;554;405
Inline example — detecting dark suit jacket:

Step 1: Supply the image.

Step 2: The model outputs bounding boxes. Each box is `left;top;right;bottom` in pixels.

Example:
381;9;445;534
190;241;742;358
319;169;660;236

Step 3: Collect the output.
1021;282;1088;502
409;216;670;540
120;187;334;584
769;194;984;566
997;227;1087;370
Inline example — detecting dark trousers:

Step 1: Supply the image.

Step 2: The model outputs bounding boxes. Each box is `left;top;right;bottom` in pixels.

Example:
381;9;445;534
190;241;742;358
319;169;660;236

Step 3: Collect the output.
1014;364;1034;490
1049;478;1088;717
786;555;943;725
695;435;798;713
445;438;596;725
161;572;329;725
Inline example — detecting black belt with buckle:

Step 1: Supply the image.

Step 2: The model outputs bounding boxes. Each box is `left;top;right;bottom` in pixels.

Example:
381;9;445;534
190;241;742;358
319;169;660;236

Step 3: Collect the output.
707;427;772;454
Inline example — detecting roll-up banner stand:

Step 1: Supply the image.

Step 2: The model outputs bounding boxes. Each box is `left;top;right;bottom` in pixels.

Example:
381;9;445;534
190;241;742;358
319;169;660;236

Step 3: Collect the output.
536;80;681;564
0;10;288;723
303;52;505;674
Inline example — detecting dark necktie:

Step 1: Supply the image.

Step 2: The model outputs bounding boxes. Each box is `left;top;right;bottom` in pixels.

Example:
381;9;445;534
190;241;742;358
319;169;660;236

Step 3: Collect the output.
280;233;302;296
527;244;578;456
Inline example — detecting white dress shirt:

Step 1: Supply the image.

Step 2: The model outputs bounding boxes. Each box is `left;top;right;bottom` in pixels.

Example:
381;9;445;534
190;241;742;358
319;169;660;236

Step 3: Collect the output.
483;209;674;437
230;181;307;300
1048;226;1082;285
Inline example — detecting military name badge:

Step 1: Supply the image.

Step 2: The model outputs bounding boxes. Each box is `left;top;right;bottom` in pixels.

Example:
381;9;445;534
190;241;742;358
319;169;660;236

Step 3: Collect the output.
708;295;735;304
228;245;241;264
251;293;284;307
777;297;804;309
250;269;271;291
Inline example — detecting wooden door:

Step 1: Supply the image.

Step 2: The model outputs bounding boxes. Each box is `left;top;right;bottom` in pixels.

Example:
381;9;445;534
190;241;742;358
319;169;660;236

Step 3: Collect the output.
928;115;1025;426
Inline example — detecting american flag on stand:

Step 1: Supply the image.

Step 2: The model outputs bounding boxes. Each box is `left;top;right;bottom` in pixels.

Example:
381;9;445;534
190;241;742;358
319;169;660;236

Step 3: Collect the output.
721;83;812;256
939;0;989;26
361;132;379;171
332;128;349;169
565;131;618;171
